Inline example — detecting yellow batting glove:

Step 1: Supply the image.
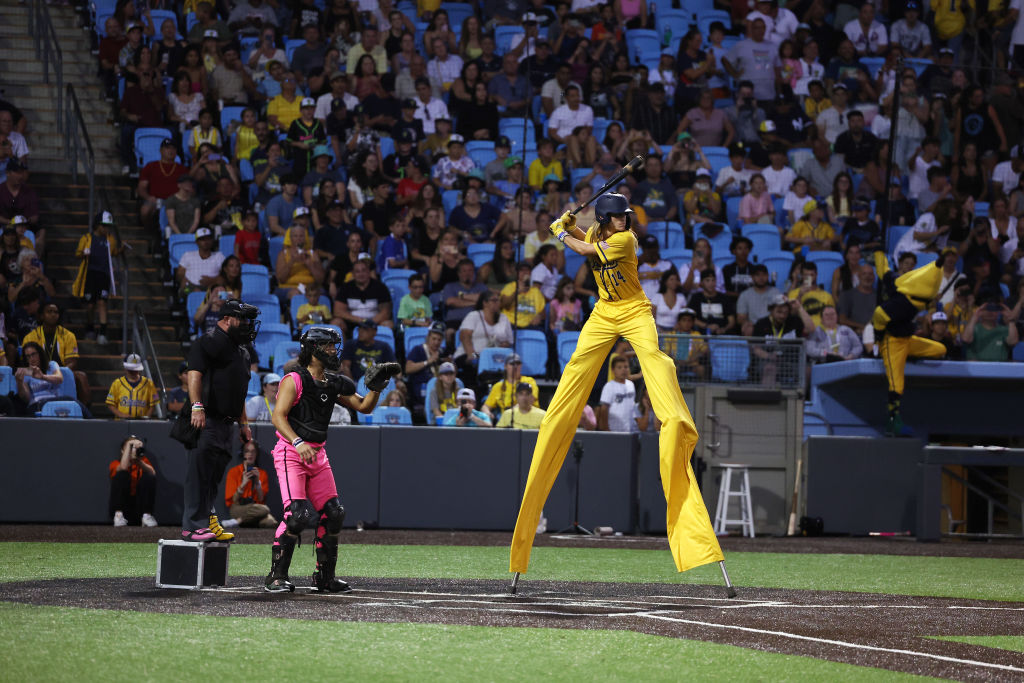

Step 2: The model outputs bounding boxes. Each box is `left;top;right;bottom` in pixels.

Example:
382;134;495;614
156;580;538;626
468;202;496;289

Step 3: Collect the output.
549;217;568;243
561;211;576;229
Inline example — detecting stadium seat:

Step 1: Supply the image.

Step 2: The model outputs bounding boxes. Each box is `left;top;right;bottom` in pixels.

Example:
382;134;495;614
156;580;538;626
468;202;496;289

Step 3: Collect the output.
285;38;305;64
886;224;913;255
696;225;732;256
404;326;429;356
478;347;510;374
220;105;245;132
514;330;548;377
246;372;262;398
241;271;270;296
167;234;195;269
557;331;580;371
357;373;397;398
367;406;413;425
665;249;693;266
268;236;285;267
741;223;779;237
725;196;742;228
647;221;686;250
788;148;813;173
495;26;524;55
187;290;206;331
0;365;14;396
39;401;84;419
806;252;844;288
758;252;796;284
58;367;76;400
696;10;731;36
1013;343;1024;362
748;231;781;256
563;249;586;279
860;57;885;79
442;190;461;220
468;148;497;168
974;201;990;218
439;408;460;425
272;341;301;374
713;254;733;270
625;29;660;65
709;339;750;383
219;234;235;257
255;323;292;366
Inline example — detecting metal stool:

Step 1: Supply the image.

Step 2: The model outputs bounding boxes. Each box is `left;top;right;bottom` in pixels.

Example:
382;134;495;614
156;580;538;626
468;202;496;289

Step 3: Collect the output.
713;464;755;538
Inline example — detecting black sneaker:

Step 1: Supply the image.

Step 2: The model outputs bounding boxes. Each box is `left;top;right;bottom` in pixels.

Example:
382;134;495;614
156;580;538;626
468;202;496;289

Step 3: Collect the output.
311;573;352;593
264;576;295;593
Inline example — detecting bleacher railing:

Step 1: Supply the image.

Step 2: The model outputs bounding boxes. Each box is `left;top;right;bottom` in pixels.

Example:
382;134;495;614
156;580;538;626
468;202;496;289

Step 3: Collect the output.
27;0;64;133
64;84;96;231
658;334;807;389
131;305;167;419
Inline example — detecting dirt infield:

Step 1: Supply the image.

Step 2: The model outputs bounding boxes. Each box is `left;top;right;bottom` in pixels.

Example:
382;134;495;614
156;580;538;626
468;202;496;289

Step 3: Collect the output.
4;526;1024;680
2;575;1023;680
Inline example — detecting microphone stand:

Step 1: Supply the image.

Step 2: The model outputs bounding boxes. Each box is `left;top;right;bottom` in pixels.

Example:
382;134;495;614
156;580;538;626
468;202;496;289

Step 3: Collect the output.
556;441;592;535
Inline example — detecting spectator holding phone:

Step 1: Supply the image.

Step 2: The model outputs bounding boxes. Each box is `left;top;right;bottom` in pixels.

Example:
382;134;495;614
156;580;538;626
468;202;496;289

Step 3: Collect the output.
962;300;1020;361
443;387;492;426
109;436;158;527
223;439;278;528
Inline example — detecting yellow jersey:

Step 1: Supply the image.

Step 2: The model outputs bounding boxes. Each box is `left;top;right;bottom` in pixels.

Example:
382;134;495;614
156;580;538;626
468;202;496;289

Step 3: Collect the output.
785;220;836;253
587;225;643;302
484;376;539;413
496;405;546;429
22;326;80;366
499;282;546;327
106;375;159;419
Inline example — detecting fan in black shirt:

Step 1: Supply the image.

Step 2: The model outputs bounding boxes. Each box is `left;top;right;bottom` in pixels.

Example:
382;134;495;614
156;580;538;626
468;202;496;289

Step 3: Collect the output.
687;269;737;334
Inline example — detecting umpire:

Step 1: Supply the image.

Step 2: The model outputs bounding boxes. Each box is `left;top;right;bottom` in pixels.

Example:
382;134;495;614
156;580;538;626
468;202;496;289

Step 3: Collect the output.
183;299;259;542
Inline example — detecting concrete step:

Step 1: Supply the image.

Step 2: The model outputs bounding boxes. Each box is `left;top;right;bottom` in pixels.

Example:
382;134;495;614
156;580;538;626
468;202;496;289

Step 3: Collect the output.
0;33;93;52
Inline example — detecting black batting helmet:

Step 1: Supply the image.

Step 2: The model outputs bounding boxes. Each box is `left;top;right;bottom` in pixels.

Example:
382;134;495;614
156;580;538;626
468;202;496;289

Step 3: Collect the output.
594;193;634;224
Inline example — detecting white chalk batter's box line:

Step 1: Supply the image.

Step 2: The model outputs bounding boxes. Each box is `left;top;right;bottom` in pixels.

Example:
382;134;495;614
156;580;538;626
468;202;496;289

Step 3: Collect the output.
198;586;1024;673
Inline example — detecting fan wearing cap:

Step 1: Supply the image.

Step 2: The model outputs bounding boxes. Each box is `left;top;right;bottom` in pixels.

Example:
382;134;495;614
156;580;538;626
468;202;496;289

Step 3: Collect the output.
106;353;160;419
285;97;327;175
383;125;420;183
432;134;475;190
890;2;932;58
176;226;225;295
482;353;539;419
404;320;446;403
683;168;724;227
925;310;957;358
496;381;546;429
137;138;187;226
511;197;725;578
73;211;123;344
715;142;755;197
442;387;492;427
245;372;282;422
166;361;191;417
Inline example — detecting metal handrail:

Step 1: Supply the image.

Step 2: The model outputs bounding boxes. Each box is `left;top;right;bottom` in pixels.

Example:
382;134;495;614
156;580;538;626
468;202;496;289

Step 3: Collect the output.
941;467;1023;537
65;84;97;229
131;306;167;419
27;0;64;132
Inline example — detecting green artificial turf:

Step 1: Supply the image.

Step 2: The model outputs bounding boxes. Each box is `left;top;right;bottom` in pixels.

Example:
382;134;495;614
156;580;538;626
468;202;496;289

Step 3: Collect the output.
931;635;1024;654
3;542;1024;601
0;602;933;682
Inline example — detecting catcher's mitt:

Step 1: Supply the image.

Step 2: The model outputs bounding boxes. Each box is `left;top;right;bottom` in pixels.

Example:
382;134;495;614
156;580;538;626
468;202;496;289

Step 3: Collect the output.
364;362;402;391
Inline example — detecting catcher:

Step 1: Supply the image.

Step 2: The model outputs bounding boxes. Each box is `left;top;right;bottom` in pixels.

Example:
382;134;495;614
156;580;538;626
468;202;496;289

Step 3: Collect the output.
872;248;953;437
509;194;728;590
264;326;400;593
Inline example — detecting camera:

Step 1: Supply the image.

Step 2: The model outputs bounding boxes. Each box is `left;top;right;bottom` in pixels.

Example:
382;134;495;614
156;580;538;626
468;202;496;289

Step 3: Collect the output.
135;446;146;457
460;404;471;418
245;463;254;472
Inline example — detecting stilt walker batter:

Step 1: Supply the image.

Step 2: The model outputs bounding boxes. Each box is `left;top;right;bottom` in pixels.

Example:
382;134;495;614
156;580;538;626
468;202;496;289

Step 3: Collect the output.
508;195;732;595
264;327;400;593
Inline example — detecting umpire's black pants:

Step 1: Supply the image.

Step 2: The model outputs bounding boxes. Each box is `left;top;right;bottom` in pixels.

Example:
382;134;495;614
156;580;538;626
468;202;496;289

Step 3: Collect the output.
182;418;233;531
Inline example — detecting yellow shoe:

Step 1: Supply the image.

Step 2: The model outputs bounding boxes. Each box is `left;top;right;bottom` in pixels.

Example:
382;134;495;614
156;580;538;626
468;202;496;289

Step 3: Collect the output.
209;515;235;542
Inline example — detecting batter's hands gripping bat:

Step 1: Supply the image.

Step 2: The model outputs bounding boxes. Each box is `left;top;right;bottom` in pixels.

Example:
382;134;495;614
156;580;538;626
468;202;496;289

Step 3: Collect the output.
570;155;645;216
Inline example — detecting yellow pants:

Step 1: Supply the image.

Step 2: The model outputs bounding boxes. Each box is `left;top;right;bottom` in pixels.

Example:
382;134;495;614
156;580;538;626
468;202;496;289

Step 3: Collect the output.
880;335;947;394
509;295;724;574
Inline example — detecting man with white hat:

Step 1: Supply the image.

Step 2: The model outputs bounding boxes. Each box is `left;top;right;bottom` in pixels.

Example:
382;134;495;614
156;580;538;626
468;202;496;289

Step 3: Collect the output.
287;96;326;175
442;387;493;426
176;226;225;295
245;372;281;422
106;353;160;419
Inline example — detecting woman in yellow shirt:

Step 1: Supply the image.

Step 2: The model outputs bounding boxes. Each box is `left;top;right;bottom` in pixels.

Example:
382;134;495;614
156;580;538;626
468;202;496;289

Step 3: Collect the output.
275;224;325;303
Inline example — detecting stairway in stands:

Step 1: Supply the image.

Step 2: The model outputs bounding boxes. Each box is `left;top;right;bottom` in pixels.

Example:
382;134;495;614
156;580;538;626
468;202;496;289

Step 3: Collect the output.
2;2;184;416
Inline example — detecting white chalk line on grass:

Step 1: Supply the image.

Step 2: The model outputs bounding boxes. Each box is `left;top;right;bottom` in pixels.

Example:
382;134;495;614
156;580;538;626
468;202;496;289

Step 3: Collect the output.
633;612;1024;674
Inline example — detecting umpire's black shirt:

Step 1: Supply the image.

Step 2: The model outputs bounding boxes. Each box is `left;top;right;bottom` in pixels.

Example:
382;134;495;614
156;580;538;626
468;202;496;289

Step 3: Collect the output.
188;327;251;421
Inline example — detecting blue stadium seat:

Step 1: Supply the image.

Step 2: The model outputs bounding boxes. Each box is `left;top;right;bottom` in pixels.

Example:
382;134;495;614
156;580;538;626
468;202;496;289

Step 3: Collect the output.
246;372;262;398
725;196;742;228
39;400;84;419
495;26;524;55
439;408;460;425
254;326;291;368
625;29;660;64
272;341;301;374
168;234;195;269
468;249;492;269
357;373;397;398
465;140;494;153
557;331;580;371
664;248;693;264
239;158;254;182
696;10;731;36
860;57;885;79
478;347;510;374
58;367;76;400
367;406;413;425
570;167;593;188
0;365;13;396
241;272;270;296
442;190;461;220
758;252;796;284
886;224;913;255
973;201;990;218
219;234;235;257
268;236;285;267
404;326;430;356
748;231;781;256
563;249;587;279
285;38;305;64
648;221;686;250
740;223;779;237
379;136;395;160
469;148;497;168
709;339;750;383
713;254;733;270
187;290;206;331
514;329;548;377
696;225;732;256
220;105;246;132
1013;343;1024;362
806;251;844;288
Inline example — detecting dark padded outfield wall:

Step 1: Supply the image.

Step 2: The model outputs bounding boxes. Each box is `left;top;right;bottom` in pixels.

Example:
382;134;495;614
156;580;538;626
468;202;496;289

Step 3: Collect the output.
0;420;640;530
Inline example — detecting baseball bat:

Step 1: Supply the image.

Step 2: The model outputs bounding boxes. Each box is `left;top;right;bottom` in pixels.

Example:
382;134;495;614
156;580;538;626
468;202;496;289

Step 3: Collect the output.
787;454;803;536
570;155;645;216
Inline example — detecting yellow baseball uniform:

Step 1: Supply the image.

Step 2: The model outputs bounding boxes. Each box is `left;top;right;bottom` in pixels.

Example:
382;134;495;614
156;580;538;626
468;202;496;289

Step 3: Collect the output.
22;326;80;366
510;223;724;574
106;376;160;419
484;376;539;414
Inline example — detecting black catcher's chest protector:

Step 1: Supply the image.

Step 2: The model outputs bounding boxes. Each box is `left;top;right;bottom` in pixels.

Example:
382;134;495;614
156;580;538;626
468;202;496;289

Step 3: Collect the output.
287;368;345;443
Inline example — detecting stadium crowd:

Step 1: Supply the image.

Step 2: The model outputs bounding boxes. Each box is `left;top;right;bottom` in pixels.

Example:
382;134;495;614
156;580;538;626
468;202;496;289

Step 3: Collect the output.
3;0;1024;426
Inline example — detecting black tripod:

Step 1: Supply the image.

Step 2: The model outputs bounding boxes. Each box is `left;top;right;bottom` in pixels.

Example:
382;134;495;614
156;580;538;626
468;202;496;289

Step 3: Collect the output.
556;441;592;535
